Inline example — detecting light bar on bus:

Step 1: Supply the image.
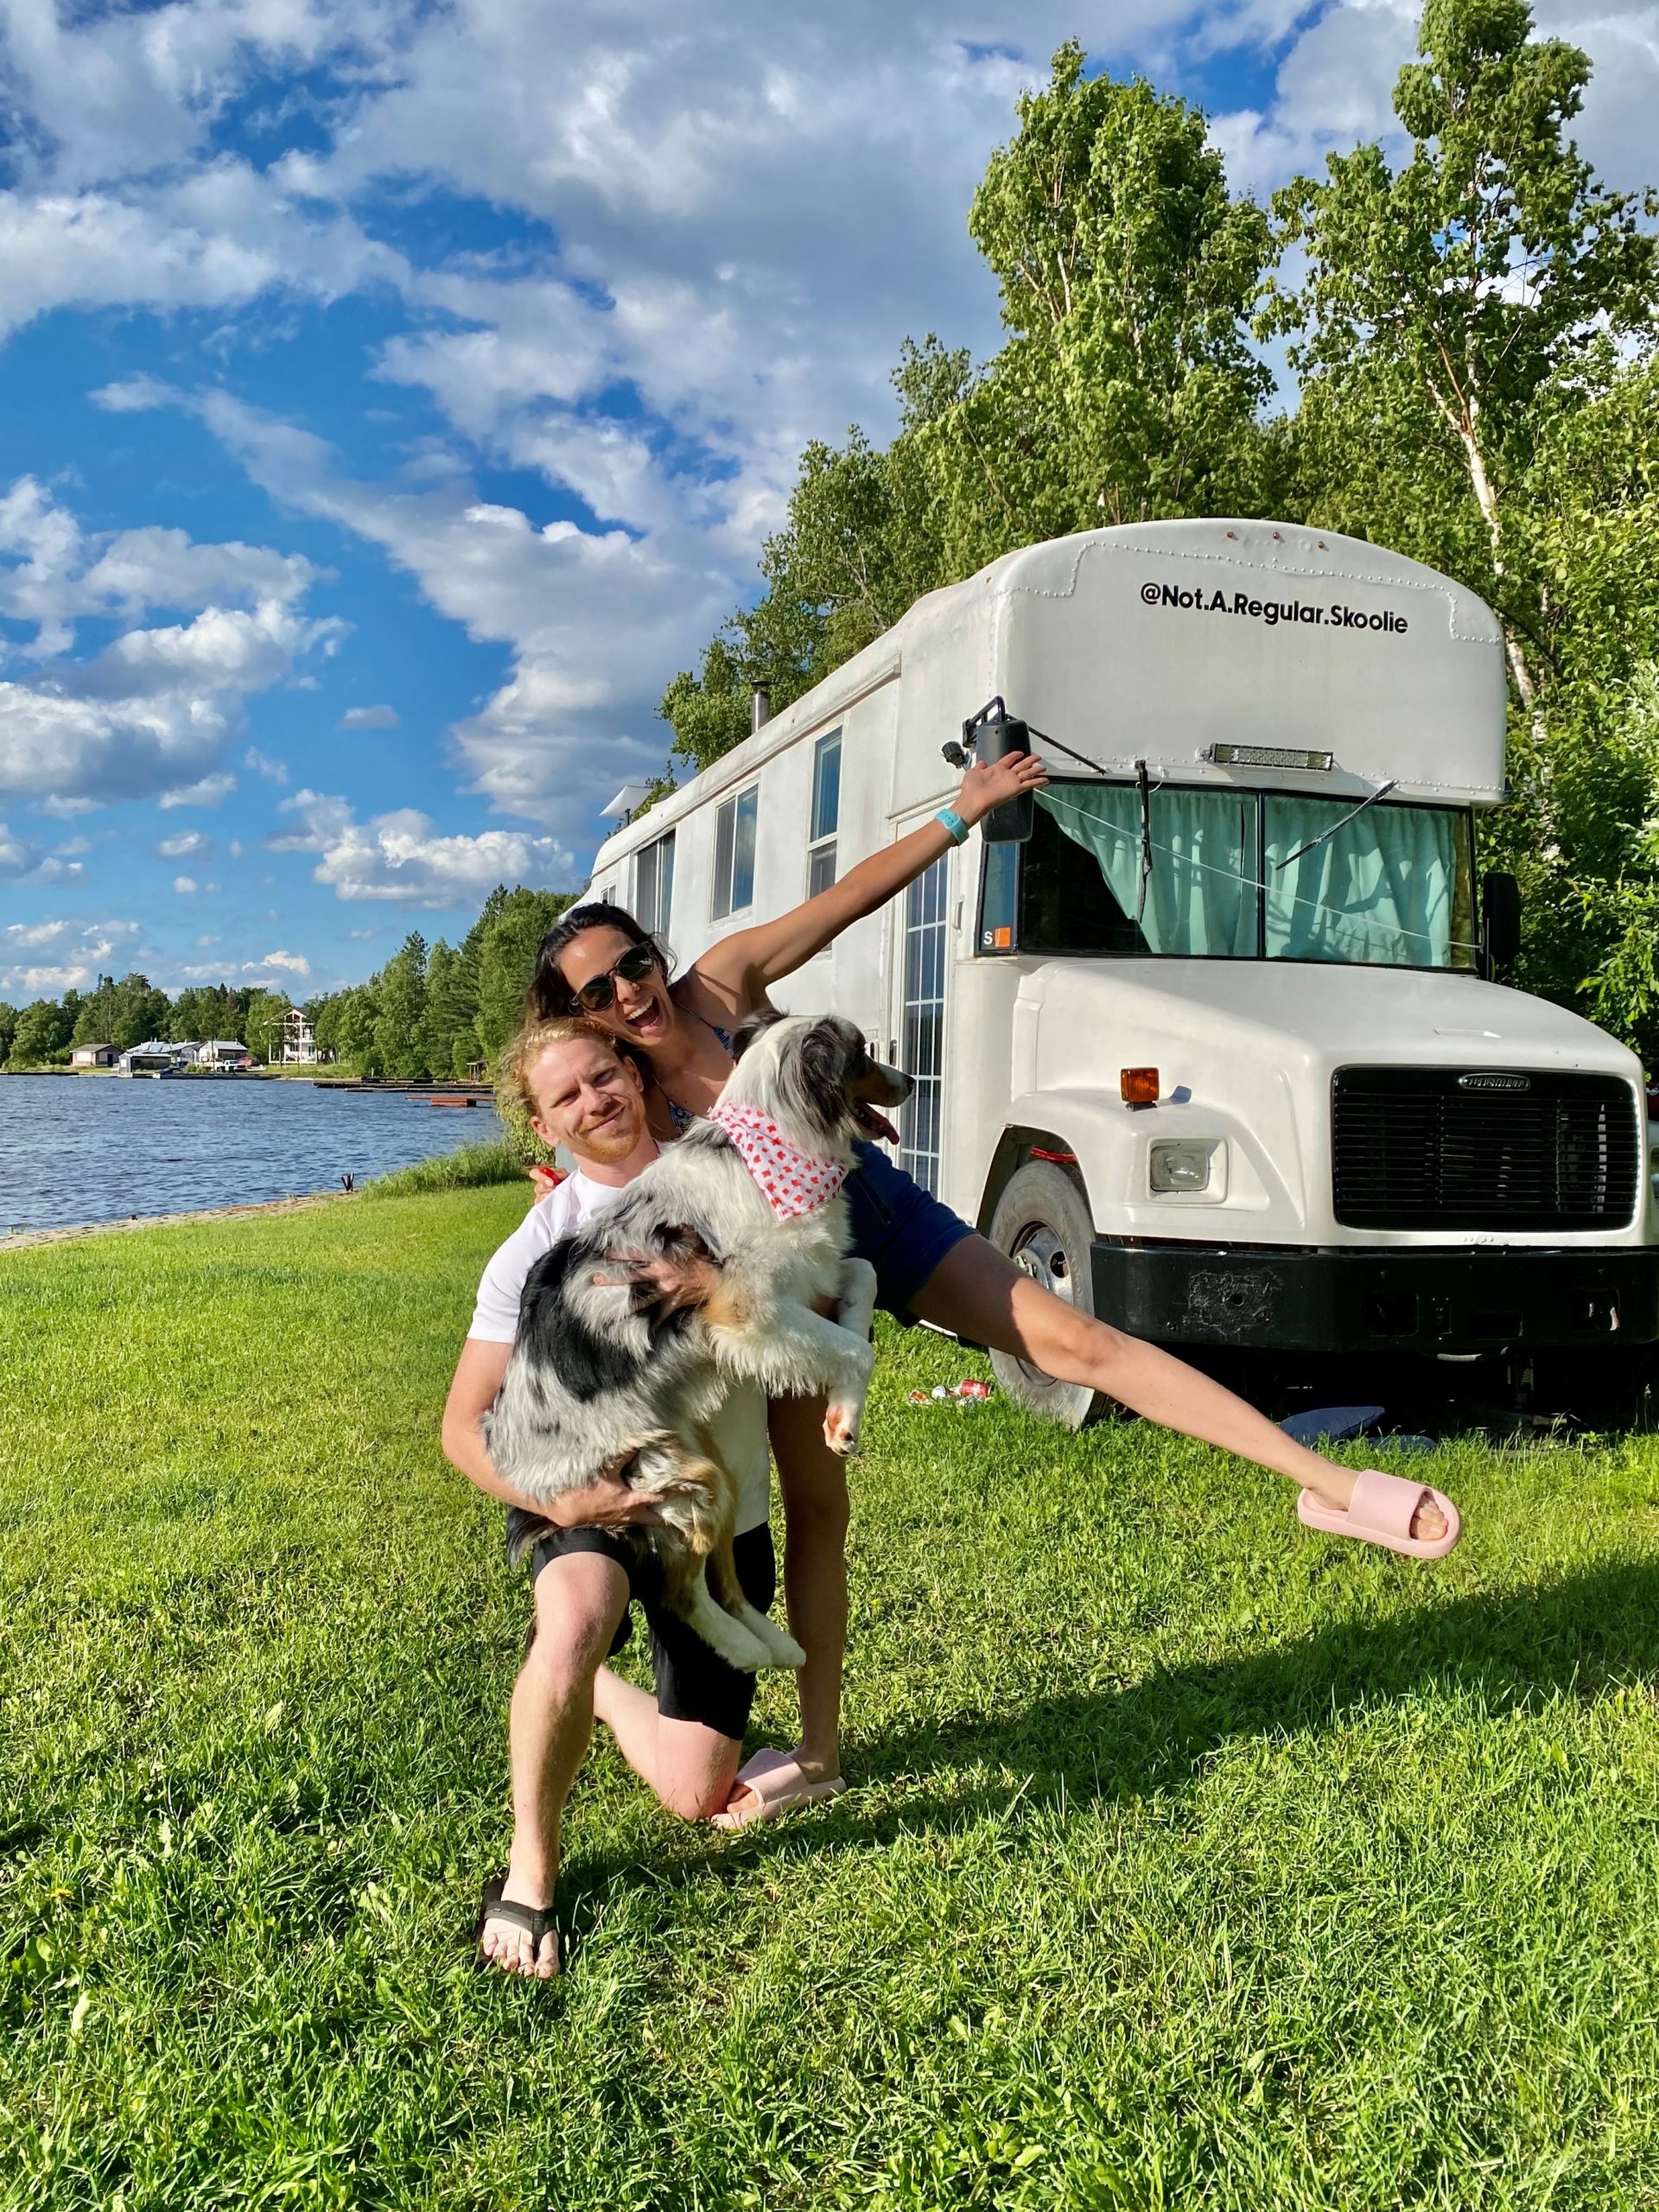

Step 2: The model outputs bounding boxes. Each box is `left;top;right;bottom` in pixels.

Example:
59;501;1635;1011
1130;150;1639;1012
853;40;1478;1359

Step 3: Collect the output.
1206;743;1335;772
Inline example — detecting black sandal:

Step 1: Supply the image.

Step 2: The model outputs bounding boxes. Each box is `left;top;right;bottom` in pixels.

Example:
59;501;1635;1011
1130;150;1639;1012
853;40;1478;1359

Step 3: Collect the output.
474;1874;559;1974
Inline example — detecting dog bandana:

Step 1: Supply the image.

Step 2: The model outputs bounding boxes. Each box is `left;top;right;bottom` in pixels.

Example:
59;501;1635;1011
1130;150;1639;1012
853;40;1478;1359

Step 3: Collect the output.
709;1102;849;1219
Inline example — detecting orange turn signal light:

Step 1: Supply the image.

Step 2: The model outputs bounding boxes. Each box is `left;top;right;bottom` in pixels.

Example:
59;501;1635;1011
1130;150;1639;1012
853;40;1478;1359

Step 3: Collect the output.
1120;1066;1160;1107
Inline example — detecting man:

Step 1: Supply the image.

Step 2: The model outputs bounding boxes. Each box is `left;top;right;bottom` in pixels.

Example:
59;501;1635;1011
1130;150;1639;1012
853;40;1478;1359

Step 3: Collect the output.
442;1016;785;1980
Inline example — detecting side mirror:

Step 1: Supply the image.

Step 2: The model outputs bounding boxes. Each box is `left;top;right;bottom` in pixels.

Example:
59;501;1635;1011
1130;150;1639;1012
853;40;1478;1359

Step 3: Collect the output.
974;709;1035;844
1482;870;1521;976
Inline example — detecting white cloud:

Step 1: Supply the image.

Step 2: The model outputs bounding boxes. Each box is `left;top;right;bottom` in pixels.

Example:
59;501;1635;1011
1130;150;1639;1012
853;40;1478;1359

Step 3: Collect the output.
173;874;199;893
339;702;399;728
244;745;289;782
0;914;139;994
0;819;83;881
112;383;725;833
0;477;341;808
272;785;575;905
0;162;409;346
247;949;310;975
158;772;238;809
157;830;210;859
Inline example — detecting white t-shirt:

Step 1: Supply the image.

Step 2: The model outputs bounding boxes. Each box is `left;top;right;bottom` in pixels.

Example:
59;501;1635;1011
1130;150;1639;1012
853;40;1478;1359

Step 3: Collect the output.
469;1171;772;1534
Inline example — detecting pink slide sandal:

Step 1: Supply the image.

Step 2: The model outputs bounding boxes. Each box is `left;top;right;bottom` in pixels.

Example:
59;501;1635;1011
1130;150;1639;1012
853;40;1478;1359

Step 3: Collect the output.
710;1748;846;1831
1297;1466;1462;1560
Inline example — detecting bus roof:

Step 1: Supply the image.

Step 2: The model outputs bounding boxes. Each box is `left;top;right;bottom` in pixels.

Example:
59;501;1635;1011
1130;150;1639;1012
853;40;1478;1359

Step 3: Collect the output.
593;518;1507;874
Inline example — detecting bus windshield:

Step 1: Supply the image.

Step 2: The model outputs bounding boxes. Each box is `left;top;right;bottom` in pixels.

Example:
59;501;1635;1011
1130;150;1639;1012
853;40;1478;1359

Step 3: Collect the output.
996;781;1475;969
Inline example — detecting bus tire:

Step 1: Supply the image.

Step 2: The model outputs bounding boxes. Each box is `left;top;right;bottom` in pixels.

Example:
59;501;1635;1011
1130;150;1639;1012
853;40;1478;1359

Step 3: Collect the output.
988;1161;1112;1431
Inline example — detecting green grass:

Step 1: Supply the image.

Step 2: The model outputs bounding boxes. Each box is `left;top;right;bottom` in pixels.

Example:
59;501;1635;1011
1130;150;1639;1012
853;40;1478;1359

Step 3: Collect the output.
362;1142;527;1198
3;1191;1658;2209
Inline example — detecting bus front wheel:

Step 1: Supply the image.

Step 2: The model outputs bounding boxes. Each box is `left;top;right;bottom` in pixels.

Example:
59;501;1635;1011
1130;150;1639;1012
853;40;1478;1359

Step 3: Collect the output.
988;1161;1113;1431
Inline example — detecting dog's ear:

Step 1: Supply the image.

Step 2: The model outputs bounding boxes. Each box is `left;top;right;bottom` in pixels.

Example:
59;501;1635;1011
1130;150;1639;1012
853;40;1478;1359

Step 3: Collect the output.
791;1016;857;1137
731;1006;787;1061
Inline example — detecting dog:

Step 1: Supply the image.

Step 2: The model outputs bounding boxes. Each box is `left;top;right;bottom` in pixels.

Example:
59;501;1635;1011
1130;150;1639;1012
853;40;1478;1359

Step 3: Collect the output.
485;1011;912;1673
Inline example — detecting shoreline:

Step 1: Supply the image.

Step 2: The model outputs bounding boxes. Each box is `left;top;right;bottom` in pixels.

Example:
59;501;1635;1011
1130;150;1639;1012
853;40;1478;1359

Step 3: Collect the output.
0;1190;349;1253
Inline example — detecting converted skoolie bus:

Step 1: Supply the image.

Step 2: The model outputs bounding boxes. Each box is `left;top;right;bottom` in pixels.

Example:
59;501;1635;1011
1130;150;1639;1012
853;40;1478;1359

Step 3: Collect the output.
585;519;1659;1425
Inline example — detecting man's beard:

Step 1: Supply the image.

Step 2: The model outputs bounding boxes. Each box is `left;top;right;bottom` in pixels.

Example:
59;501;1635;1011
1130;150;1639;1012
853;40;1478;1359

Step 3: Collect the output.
570;1110;643;1166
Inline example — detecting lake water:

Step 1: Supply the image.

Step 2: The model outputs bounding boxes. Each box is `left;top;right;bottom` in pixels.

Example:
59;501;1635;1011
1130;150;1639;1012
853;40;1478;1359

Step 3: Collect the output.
0;1076;505;1232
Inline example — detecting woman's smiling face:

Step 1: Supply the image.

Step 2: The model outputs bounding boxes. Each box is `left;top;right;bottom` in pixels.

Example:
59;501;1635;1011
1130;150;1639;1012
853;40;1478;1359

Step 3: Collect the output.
556;925;676;1050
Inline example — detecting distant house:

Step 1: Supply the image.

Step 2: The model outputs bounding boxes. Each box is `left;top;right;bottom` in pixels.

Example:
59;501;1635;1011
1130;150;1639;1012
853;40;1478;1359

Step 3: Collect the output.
118;1040;182;1076
70;1043;119;1069
279;1007;325;1065
195;1039;251;1068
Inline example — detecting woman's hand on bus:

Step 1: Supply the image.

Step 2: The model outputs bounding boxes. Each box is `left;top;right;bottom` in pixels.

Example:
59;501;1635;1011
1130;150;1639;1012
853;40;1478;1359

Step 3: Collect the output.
955;750;1048;825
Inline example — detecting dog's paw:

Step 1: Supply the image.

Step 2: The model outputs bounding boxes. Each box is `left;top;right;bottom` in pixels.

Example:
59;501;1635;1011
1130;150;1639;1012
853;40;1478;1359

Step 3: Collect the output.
822;1402;861;1457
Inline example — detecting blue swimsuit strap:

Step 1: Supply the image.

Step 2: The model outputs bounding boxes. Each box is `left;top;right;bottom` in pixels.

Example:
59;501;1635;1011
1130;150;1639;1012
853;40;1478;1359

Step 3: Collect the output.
661;1008;734;1131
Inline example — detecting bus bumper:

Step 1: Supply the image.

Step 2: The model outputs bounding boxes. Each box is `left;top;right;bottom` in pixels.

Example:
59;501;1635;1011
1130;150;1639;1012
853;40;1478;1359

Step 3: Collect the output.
1087;1241;1659;1354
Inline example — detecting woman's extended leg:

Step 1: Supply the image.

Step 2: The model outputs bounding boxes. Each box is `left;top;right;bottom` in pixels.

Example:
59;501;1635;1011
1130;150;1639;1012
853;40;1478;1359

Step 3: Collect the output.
909;1235;1449;1540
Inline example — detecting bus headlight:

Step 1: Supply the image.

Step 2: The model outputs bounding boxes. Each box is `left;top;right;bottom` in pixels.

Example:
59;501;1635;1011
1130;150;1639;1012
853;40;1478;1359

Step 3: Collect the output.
1150;1139;1220;1195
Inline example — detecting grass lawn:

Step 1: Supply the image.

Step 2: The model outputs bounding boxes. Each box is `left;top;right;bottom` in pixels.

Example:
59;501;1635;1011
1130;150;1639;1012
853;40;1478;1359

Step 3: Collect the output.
3;1189;1658;2209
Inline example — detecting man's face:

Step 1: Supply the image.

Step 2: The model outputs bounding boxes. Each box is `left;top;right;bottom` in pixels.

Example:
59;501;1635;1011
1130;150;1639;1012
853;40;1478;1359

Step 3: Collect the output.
526;1036;648;1166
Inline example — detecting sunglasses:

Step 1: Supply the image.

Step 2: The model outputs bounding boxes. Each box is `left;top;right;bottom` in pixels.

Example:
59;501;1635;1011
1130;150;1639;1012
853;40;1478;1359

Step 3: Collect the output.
571;940;659;1013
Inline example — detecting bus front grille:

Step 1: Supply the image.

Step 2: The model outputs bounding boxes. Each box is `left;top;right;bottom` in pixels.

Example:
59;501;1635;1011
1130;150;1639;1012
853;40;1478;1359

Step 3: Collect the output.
1332;1068;1641;1231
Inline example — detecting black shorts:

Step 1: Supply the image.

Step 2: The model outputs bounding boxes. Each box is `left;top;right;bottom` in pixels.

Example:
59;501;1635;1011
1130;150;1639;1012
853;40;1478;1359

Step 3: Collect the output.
504;1509;776;1743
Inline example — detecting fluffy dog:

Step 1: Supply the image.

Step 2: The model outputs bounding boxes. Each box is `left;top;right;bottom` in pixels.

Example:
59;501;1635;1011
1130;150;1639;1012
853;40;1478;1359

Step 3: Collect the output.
486;1011;912;1672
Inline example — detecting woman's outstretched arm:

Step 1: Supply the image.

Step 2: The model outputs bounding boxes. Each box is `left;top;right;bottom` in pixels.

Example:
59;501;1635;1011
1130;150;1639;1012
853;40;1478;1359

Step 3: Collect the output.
696;752;1047;1001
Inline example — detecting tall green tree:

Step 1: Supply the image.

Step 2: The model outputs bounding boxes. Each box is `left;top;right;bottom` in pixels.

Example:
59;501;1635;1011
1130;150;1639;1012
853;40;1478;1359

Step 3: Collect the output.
473;889;571;1065
6;999;73;1069
244;989;291;1064
660;47;1274;775
1266;0;1659;1053
373;931;430;1082
109;974;172;1050
419;938;477;1078
312;984;381;1077
942;46;1272;563
168;983;247;1044
72;976;119;1046
1264;0;1658;716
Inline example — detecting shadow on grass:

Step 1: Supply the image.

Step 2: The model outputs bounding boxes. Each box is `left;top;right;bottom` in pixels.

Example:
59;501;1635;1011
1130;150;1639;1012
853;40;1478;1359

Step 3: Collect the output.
558;1556;1659;1916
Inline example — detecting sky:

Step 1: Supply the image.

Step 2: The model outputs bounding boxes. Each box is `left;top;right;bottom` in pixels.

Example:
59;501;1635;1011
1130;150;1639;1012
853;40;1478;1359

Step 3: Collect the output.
1;0;1656;1004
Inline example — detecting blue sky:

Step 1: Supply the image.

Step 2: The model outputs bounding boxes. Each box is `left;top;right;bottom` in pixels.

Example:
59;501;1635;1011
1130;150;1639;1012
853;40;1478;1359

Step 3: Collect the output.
1;0;1654;1002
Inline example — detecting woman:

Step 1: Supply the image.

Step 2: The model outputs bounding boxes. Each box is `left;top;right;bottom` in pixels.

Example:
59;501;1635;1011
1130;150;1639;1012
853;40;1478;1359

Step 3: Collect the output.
530;753;1460;1821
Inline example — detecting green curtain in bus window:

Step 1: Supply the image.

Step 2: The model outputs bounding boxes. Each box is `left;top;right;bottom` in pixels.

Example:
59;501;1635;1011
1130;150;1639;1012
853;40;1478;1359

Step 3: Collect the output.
1035;786;1257;956
1265;799;1455;967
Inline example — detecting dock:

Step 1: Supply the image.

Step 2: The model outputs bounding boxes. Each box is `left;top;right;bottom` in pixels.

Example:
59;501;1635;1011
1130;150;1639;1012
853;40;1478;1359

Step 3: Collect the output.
312;1080;496;1104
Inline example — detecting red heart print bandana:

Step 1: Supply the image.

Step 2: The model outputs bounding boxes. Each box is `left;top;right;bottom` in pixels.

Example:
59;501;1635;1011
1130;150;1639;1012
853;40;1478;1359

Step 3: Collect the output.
709;1102;849;1219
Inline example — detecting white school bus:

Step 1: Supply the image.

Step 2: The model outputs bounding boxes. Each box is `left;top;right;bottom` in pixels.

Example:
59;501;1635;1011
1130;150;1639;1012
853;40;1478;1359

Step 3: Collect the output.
586;519;1659;1425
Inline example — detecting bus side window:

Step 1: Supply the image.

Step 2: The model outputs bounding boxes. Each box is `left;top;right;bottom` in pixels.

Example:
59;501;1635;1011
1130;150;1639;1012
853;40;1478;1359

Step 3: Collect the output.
979;842;1018;952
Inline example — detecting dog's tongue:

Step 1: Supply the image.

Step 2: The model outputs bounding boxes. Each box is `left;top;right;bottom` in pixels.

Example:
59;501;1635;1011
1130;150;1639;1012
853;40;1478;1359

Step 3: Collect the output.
855;1103;901;1144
